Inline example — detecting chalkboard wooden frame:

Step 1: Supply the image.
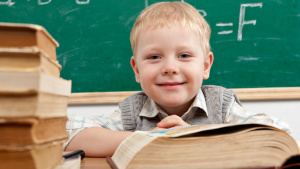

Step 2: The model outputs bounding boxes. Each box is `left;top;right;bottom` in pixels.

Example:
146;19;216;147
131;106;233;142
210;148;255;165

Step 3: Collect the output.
68;87;300;105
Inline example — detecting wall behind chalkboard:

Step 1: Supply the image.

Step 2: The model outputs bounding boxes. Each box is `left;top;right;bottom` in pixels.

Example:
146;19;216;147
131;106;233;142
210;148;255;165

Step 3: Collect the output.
1;0;299;93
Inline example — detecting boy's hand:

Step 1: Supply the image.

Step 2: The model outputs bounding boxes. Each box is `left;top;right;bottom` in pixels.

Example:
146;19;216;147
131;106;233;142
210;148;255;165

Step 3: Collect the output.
157;115;189;128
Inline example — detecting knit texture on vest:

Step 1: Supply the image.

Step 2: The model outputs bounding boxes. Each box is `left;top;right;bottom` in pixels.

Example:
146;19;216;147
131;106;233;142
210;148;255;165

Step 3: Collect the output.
119;85;241;131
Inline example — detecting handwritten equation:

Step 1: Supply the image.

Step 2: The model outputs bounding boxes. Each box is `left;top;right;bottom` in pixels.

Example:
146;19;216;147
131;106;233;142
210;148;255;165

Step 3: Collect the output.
146;0;263;41
217;3;263;41
1;0;263;41
0;0;90;6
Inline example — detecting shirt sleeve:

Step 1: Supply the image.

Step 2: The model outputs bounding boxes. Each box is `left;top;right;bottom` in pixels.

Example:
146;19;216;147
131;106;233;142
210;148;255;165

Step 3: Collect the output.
63;108;123;150
224;98;292;134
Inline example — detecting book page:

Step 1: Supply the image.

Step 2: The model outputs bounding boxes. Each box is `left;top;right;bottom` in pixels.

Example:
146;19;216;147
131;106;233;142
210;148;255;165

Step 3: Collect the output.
112;132;156;169
142;123;277;137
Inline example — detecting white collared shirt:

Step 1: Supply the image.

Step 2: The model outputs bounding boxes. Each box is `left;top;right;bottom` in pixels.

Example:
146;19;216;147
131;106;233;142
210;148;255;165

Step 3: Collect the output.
64;90;291;149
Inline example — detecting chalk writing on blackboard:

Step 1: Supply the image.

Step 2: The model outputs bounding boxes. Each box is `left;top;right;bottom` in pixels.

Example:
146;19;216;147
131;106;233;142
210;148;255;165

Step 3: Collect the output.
0;0;89;6
144;0;207;16
144;1;263;41
75;0;89;5
216;23;233;35
238;3;263;41
216;3;263;41
1;0;262;41
0;0;14;6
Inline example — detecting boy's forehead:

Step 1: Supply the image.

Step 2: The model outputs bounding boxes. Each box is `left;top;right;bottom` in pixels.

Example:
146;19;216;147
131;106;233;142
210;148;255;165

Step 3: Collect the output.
136;25;204;56
136;25;201;51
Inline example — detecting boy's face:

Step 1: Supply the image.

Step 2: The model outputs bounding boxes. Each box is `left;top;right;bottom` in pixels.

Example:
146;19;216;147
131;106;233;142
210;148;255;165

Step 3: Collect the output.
131;24;213;115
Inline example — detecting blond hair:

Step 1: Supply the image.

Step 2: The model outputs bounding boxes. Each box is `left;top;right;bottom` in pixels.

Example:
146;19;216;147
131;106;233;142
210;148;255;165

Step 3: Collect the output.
130;1;211;58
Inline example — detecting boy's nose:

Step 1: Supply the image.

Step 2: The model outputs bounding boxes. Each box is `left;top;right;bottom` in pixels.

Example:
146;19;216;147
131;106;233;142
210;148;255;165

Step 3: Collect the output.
162;60;178;75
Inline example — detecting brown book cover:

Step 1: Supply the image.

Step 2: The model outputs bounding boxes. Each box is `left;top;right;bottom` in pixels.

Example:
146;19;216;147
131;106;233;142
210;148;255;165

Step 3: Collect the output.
0;92;69;118
0;117;69;146
111;123;300;169
0;140;65;169
0;71;71;118
0;47;61;77
0;22;59;60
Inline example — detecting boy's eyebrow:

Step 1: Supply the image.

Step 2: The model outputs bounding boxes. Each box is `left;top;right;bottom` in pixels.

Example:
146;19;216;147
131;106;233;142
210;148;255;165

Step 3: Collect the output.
175;45;201;54
176;46;196;51
143;44;200;51
140;46;161;54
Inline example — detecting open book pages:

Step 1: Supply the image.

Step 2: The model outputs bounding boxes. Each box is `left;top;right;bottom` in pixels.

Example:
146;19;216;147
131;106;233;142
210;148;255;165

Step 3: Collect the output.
111;123;299;169
141;123;241;137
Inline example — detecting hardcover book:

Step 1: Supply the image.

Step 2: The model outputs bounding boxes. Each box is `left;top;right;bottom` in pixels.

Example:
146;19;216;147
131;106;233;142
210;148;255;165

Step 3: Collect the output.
0;47;61;77
0;140;65;169
110;123;300;169
0;71;71;118
0;22;59;60
0;117;69;146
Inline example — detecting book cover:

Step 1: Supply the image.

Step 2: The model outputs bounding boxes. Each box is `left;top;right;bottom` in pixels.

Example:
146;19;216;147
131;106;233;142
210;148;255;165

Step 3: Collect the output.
0;22;59;60
0;47;61;77
0;140;65;169
0;117;69;146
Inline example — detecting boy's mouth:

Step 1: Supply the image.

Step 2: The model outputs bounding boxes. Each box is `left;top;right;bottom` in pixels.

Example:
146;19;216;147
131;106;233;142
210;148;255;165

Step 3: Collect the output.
157;82;186;89
158;82;185;85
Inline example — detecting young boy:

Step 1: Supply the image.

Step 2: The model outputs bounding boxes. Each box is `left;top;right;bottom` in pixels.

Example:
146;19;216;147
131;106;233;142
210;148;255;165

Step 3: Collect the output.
64;2;290;157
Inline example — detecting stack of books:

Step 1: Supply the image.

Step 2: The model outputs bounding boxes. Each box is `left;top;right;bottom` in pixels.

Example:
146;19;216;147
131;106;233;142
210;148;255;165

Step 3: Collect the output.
0;23;71;169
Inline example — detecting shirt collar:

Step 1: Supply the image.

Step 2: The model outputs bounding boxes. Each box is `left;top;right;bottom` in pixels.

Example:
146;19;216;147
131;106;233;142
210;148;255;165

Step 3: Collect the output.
139;90;208;119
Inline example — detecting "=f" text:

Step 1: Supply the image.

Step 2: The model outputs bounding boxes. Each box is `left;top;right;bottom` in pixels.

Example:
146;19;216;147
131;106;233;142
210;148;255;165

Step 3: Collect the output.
216;23;233;35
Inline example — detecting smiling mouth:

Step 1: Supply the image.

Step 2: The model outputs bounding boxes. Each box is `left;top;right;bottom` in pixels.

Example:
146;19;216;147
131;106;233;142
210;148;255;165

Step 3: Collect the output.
157;82;186;86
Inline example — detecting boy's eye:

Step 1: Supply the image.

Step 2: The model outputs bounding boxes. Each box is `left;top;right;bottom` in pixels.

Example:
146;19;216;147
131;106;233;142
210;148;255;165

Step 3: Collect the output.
179;54;191;58
148;55;160;59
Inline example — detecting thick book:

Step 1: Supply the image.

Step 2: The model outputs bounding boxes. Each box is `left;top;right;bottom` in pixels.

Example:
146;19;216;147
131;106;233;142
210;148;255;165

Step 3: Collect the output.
0;47;61;77
0;22;59;60
110;123;300;169
0;117;69;146
0;140;65;169
0;71;71;118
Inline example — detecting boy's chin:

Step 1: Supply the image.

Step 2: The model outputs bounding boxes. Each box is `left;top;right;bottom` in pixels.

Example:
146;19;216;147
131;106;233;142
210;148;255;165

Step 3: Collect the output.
156;99;191;110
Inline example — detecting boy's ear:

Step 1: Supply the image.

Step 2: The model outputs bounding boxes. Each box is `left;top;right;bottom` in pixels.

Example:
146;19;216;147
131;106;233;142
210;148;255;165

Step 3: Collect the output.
203;52;214;80
130;56;140;83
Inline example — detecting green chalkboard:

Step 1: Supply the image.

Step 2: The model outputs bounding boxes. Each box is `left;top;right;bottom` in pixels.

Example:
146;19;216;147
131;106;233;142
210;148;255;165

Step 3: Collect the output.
1;0;299;92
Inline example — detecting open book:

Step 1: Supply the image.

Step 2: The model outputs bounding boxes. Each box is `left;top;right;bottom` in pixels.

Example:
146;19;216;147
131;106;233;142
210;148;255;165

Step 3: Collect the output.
109;123;299;169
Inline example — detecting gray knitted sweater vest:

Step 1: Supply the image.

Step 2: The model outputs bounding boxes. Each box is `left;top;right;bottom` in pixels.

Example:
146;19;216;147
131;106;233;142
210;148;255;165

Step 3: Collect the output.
119;85;241;131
